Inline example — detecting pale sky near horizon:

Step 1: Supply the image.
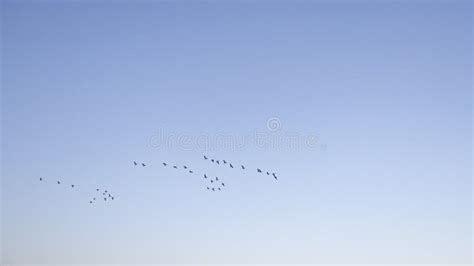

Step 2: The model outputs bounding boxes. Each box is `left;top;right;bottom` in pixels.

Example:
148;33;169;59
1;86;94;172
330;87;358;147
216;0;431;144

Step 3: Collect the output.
1;1;472;264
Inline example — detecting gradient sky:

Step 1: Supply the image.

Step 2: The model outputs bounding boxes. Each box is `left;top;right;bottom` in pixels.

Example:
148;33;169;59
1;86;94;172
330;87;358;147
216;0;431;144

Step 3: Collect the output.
1;1;472;264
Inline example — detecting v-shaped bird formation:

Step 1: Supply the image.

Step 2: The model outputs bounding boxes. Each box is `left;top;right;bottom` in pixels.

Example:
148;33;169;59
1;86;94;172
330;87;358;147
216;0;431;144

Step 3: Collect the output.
142;160;228;192
133;154;279;193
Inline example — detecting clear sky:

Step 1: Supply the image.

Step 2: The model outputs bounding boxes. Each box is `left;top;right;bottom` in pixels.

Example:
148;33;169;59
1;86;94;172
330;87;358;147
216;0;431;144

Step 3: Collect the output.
1;0;472;264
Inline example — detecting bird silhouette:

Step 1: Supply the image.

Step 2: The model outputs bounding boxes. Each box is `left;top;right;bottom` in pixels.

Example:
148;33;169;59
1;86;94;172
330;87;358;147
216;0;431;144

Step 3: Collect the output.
189;170;193;173
133;161;138;166
96;188;99;191
141;163;146;167
230;163;234;168
223;160;227;164
183;166;188;169
163;162;167;166
204;155;208;160
111;197;114;200
207;187;210;190
93;197;96;200
90;201;93;204
212;188;215;191
104;197;107;201
257;169;262;173
173;166;178;169
272;173;278;180
57;181;61;184
222;183;225;187
216;177;219;181
211;159;215;163
204;174;208;179
211;180;214;183
266;172;270;175
216;160;220;165
39;178;43;181
241;165;245;169
218;187;221;191
71;184;75;188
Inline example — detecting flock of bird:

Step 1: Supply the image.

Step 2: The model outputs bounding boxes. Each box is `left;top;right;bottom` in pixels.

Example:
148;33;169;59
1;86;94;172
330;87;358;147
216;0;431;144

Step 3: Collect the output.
134;154;278;193
202;155;278;180
38;177;116;204
37;154;278;203
133;157;225;191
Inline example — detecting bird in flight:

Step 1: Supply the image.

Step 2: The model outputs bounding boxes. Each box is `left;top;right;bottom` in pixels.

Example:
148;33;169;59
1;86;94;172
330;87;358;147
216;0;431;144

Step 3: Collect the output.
141;163;146;167
272;173;278;180
204;174;208;179
211;159;215;163
207;187;210;190
229;163;234;168
216;177;219;181
212;188;215;191
57;181;61;185
111;197;114;200
39;178;43;181
90;201;93;204
189;170;193;174
204;155;208;160
173;166;178;169
211;180;214;183
218;187;221;191
266;172;270;175
223;160;227;164
71;184;75;188
221;183;225;187
257;169;262;173
216;160;220;165
163;162;167;166
241;165;245;169
183;166;188;169
133;161;138;166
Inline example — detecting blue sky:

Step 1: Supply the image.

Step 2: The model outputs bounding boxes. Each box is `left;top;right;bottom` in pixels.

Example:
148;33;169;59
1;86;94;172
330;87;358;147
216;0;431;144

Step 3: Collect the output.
1;1;472;264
